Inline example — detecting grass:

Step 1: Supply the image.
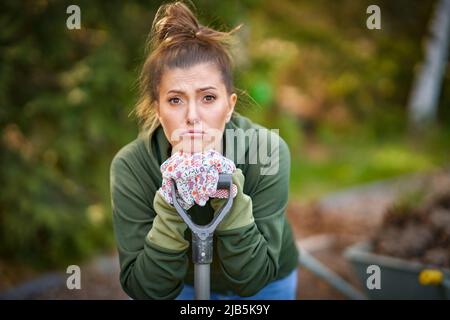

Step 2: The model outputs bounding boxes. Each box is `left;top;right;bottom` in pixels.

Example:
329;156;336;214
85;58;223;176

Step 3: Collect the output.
286;121;450;202
238;107;450;203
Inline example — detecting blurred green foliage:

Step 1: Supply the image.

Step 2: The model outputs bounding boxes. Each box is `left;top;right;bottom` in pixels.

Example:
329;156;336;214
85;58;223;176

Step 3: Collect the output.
0;0;449;271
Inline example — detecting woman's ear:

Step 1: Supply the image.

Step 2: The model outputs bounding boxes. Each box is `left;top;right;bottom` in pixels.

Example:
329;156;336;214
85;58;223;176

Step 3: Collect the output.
227;93;237;122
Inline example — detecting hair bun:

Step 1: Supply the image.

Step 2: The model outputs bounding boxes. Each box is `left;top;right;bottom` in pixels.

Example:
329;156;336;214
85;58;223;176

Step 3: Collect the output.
151;2;200;47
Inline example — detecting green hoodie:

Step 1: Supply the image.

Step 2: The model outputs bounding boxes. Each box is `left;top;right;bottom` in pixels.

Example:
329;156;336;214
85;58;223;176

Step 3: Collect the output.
110;113;299;299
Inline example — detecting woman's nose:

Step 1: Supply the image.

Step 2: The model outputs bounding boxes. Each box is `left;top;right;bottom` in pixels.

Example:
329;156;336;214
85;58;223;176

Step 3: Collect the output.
186;102;200;125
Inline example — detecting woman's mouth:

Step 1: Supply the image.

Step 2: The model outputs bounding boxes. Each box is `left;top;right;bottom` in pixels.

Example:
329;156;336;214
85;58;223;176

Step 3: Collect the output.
181;129;205;137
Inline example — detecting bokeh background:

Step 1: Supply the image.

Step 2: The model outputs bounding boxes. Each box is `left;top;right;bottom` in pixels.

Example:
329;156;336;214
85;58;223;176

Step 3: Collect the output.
1;0;449;299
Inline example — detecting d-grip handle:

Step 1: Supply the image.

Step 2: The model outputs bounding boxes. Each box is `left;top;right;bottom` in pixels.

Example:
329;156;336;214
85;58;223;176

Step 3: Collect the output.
216;174;231;190
171;174;234;264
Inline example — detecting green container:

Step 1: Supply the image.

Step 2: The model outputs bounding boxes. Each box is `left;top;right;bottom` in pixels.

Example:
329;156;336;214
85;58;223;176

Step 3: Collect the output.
344;242;450;300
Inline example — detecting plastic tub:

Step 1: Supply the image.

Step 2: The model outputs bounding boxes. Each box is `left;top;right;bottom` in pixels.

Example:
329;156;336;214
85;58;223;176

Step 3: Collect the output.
344;242;450;300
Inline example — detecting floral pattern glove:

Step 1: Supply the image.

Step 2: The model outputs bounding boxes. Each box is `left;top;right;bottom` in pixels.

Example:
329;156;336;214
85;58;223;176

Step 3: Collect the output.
159;150;238;210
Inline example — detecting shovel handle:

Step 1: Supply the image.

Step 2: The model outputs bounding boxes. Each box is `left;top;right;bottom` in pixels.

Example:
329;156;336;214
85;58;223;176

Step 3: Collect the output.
171;173;234;264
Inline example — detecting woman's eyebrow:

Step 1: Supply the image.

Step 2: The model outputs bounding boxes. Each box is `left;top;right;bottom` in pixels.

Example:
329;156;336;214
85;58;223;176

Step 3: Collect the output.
166;86;217;95
198;86;217;92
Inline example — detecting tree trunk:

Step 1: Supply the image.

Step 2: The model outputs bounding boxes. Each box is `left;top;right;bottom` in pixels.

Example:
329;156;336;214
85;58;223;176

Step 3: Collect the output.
408;0;450;127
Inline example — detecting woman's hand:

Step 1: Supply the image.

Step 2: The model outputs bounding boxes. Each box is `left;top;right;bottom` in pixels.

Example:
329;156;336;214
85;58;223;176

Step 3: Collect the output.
158;150;236;210
210;168;254;231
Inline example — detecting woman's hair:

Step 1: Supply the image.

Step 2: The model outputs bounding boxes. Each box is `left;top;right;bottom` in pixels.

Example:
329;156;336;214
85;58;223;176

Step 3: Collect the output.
133;1;242;136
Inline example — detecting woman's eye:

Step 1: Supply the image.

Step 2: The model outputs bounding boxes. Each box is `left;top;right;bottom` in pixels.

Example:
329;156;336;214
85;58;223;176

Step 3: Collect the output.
168;97;181;105
203;95;216;103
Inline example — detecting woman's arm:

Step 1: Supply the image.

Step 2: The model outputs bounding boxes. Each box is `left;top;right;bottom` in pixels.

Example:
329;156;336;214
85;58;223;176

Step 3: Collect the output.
110;155;189;300
213;134;291;297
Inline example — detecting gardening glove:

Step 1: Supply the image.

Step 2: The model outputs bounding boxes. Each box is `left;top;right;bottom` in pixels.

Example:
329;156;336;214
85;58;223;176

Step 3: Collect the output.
158;150;237;210
147;191;189;251
147;150;238;251
147;151;193;251
210;168;254;232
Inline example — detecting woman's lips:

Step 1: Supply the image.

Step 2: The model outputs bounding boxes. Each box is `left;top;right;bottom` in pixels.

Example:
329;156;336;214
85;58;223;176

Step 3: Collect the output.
181;129;205;137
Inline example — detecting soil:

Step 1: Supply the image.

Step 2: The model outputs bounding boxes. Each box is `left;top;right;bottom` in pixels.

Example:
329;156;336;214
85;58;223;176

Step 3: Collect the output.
286;201;376;299
372;190;450;268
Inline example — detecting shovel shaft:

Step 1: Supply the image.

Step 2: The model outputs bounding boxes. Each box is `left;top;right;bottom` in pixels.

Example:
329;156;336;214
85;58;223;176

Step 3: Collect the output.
171;173;234;300
195;264;210;300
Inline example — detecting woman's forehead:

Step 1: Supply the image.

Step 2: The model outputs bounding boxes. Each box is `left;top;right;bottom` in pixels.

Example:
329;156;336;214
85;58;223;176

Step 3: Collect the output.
160;63;225;92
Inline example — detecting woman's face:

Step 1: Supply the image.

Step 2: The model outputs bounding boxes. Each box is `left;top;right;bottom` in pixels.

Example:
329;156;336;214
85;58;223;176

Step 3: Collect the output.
156;62;237;154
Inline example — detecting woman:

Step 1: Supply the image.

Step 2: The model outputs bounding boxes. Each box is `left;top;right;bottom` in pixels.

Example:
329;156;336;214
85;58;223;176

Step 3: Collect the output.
110;1;299;300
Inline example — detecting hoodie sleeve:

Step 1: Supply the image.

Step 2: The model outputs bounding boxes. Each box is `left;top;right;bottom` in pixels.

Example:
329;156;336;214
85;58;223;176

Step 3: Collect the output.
214;132;292;297
110;154;189;300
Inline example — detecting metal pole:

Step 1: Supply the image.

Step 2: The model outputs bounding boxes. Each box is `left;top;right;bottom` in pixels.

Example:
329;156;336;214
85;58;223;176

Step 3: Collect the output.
195;264;210;300
298;247;367;300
